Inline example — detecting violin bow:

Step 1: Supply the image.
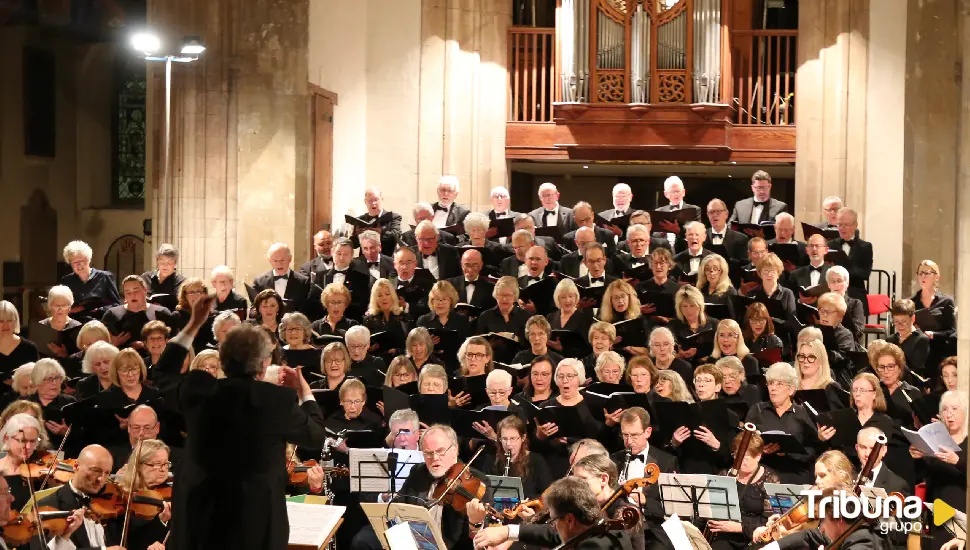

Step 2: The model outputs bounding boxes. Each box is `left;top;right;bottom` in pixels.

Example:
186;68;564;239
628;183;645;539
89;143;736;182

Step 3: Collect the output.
20;429;48;548
427;445;487;509
120;437;144;548
39;424;74;491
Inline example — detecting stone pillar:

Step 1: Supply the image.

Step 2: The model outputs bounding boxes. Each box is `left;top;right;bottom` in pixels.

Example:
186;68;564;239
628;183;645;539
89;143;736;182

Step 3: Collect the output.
957;0;970;398
146;0;311;282
901;0;960;297
794;0;869;230
418;0;511;211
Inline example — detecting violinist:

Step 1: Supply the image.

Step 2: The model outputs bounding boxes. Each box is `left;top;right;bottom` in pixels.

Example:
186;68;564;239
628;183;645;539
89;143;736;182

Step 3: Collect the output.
0;413;47;510
114;439;172;550
396;424;492;550
35;444;126;550
772;487;883;550
611;407;676;524
708;432;780;550
545;477;635;550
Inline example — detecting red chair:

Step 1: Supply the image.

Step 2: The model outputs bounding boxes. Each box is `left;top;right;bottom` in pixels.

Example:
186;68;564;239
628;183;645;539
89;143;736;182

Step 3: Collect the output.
864;293;892;345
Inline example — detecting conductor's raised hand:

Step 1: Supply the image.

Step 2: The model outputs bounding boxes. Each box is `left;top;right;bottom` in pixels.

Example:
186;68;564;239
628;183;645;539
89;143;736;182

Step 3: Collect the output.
189;293;216;332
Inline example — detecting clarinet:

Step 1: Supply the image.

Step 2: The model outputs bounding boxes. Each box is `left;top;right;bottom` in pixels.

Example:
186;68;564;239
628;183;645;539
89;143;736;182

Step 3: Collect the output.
618;450;632;483
503;450;512;477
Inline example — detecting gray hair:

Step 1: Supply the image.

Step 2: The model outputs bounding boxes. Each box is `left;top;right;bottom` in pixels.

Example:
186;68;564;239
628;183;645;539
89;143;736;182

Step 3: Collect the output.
486;369;512;389
490;186;510;198
156;243;179;261
649;326;675;345
419;423;459;449
12;363;34;393
83;341;120;374
212;310;241;338
47;285;74;308
826;265;850;284
358;230;381;247
664;175;684;191
765;362;798;387
553;278;580;309
210;265;235;282
797;326;823;345
267;242;291;258
415;220;439;237
438;175;460;192
612;183;632;195
413;202;434;218
463;212;490;233
0;414;43;451
0;301;21;333
418;364;448;388
30;358;65;385
388;408;420;432
775;212;795;225
62;240;93;263
940;390;969;416
279;312;312;344
626;223;649;238
555;358;586;384
220;324;274;378
345;325;371;346
594;351;625;379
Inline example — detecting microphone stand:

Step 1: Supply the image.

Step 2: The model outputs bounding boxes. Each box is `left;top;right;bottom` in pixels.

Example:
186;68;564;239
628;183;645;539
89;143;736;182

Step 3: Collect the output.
21;429;47;548
387;431;402;500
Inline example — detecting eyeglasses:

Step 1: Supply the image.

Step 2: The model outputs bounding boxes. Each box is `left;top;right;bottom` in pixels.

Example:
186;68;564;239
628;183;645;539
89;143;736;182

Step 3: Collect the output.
694;377;716;385
628;238;648;246
707;209;727;215
465;352;488;360
392;372;413;379
118;367;141;375
875;363;899;371
722;373;742;381
500;436;522;444
818;308;838;316
11;437;39;446
342;399;364;407
325;358;346;365
796;354;818;363
621;431;645;440
486;389;509;397
41;376;63;384
918;271;938;277
717;332;738;339
422;444;455;459
851;388;875;395
186;289;205;296
651;341;672;349
143;461;171;470
129;422;158;434
347;343;368;350
555;373;579;381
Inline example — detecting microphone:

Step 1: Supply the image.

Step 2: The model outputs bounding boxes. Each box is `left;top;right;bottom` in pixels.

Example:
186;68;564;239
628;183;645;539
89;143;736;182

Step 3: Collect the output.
387;450;399;497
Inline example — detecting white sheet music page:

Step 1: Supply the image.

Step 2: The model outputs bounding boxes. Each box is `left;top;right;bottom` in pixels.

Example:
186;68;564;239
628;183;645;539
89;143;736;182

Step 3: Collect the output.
286;502;346;547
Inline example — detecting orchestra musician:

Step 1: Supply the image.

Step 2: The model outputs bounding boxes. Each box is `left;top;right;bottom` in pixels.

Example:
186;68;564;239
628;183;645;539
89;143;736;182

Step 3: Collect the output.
0;413;47;510
395;424;492;550
612;407;677;525
153;294;326;550
708;432;780;550
114;438;173;550
772;487;884;550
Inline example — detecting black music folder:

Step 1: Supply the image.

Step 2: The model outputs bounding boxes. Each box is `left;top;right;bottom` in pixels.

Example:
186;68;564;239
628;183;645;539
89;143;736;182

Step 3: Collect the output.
652;399;736;445
449;374;490;408
730;222;777;241
638;290;677;319
489;217;516;239
550;330;592;358
801;223;839;241
533;405;593;439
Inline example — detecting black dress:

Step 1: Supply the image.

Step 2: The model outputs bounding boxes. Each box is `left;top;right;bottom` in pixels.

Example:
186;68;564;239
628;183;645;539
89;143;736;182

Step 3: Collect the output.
60;268;122;322
310;316;358;338
475;306;530;363
35;318;83;359
417;312;471;372
75;373;112;401
532;397;605;479
744;402;819;483
29;393;77;450
0;338;39;385
546;308;595;335
747;333;784;355
919;438;967;550
214;290;249;312
361;312;409;363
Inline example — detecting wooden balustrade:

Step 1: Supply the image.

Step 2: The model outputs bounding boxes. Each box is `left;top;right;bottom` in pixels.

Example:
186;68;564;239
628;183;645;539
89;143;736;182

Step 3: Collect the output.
730;29;797;125
508;27;557;122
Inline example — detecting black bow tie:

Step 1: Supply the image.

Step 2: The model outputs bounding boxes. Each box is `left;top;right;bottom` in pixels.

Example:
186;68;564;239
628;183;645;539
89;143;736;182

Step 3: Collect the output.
615;210;627;216
273;274;287;281
809;265;823;272
629;453;645;461
754;200;767;207
843;239;855;246
368;262;379;267
494;212;507;217
423;253;436;260
591;276;605;283
527;276;541;283
712;233;723;239
334;269;347;274
544;210;556;216
465;280;477;286
434;204;448;212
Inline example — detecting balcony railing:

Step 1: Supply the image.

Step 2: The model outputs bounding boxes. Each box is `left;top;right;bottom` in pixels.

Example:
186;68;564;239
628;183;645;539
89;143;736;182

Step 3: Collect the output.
508;26;557;122
730;29;797;125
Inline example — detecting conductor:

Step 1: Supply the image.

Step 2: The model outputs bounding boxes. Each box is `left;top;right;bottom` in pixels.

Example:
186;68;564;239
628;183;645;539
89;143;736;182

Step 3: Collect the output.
155;294;327;550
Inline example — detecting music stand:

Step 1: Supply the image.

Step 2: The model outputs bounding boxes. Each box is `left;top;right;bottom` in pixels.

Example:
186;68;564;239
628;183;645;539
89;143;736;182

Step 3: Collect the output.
285;502;346;550
763;483;811;515
349;448;424;494
360;502;447;550
487;475;524;516
658;473;741;522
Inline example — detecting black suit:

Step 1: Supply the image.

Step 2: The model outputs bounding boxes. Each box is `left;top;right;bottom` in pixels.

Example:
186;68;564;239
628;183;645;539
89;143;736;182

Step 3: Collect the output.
35;484;123;548
528;205;576;235
616;237;671;255
672;248;712;276
298;255;333;278
351;255;394;280
154;337;327;550
432;202;470;227
575;273;617;288
610;446;679;522
412;243;461;280
826;237;874;289
729;197;788;224
314;267;371;319
706;227;747;256
558;251;604;279
215;290;249;313
356;210;402;252
562;226;617;255
397;463;492;550
400;228;458;247
872;464;911;495
786;263;830;291
598;207;633;221
252;269;313;314
446;276;496;310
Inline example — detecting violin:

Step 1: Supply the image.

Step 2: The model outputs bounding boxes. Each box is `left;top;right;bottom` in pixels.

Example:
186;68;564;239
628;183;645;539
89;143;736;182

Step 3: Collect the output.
502;498;543;521
428;450;505;522
19;454;76;485
87;482;167;521
286;460;349;485
2;507;73;547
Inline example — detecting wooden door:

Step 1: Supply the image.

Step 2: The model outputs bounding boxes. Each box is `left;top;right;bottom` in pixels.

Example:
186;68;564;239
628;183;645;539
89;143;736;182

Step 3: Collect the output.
311;89;335;235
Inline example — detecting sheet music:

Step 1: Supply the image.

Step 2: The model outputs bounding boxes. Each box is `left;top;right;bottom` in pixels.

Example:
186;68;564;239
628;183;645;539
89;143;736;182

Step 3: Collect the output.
658;473;741;520
349;448;424;493
286;502;346;547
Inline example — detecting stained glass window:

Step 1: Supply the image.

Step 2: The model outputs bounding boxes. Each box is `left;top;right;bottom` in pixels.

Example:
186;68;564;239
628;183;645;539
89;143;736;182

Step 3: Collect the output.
112;65;146;205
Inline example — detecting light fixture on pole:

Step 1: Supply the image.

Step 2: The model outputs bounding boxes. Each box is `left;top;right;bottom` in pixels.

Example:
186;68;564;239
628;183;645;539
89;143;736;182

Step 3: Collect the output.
132;31;205;246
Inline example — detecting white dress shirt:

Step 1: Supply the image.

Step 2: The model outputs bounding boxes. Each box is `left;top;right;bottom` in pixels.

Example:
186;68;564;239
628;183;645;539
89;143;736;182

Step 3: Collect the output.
750;202;765;224
432;204;451;228
273;270;290;296
333;269;347;286
464;278;477;303
422;253;440;279
711;230;725;245
517;263;529;278
543;206;560;227
689;254;703;275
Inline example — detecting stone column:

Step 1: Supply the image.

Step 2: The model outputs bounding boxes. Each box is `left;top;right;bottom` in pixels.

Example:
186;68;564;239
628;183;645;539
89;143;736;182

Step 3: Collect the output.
146;0;311;282
794;0;869;230
957;0;970;397
418;0;511;211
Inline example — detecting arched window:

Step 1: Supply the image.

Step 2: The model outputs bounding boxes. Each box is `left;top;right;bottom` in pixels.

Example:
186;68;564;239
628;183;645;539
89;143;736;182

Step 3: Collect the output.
112;61;146;205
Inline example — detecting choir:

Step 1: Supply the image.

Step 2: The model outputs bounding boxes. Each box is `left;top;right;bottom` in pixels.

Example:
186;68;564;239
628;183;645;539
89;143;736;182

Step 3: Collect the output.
0;176;962;550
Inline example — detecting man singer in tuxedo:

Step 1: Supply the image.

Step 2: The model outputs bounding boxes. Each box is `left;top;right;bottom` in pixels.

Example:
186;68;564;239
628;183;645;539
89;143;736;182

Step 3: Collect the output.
729;170;788;225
